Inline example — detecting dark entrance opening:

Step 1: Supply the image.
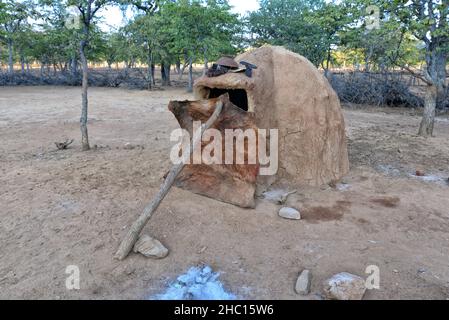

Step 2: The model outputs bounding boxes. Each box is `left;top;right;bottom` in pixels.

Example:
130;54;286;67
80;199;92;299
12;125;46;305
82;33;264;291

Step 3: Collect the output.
208;88;249;112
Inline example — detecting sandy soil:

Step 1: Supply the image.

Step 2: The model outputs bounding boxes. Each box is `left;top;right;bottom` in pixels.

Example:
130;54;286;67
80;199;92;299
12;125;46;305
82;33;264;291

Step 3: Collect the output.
0;86;448;300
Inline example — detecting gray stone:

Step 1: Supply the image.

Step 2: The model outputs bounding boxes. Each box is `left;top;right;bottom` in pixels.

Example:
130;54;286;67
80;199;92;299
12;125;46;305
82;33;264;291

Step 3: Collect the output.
124;143;136;150
323;272;367;300
295;270;312;295
133;235;169;259
279;207;301;220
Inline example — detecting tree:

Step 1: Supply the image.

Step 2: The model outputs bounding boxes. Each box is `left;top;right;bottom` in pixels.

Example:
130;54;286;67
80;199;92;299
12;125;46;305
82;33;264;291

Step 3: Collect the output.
388;0;448;137
67;0;115;151
249;0;329;67
102;32;126;69
0;1;32;74
166;0;239;91
125;9;168;88
312;1;354;77
125;0;159;88
14;24;35;74
66;0;159;150
340;1;421;72
39;0;82;76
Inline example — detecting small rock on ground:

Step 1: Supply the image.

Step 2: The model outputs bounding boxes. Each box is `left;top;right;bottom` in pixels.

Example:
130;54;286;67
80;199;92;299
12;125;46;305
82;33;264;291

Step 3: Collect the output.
133;235;169;259
323;272;366;300
295;270;312;295
279;207;301;220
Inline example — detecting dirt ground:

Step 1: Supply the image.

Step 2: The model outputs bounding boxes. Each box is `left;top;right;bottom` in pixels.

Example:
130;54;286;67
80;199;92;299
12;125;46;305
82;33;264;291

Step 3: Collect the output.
1;86;448;300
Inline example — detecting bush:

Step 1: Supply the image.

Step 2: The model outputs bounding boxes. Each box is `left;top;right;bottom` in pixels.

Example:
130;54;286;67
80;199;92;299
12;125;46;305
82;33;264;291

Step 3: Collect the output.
330;71;424;108
0;68;177;89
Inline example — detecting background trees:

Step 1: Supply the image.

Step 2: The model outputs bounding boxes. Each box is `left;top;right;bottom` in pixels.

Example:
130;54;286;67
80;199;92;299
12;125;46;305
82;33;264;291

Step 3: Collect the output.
249;0;329;67
0;0;34;74
166;0;239;91
0;0;448;141
122;0;239;91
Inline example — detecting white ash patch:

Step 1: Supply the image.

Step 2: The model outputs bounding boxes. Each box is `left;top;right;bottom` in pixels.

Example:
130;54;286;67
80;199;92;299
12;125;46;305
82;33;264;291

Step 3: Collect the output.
435;117;449;123
262;189;289;202
376;164;448;186
410;173;448;185
336;183;351;191
154;265;236;301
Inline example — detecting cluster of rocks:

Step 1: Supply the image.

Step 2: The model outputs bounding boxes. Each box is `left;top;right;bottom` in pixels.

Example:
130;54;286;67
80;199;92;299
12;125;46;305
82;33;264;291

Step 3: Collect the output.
263;189;302;221
294;270;367;300
130;189;367;301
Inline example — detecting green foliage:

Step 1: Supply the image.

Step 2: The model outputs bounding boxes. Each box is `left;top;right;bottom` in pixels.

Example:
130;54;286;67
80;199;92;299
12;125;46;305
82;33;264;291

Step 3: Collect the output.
126;0;239;64
339;2;421;70
0;0;446;81
388;0;448;85
248;0;356;67
0;0;32;42
249;0;327;66
165;0;240;61
101;31;131;67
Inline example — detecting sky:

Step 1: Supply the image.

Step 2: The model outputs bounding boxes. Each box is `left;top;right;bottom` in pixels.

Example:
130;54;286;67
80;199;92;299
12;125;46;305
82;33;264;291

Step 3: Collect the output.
99;0;260;31
228;0;260;14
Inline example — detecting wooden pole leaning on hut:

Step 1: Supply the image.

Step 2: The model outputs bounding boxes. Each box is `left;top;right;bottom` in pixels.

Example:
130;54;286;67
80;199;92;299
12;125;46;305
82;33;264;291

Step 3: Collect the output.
114;100;224;261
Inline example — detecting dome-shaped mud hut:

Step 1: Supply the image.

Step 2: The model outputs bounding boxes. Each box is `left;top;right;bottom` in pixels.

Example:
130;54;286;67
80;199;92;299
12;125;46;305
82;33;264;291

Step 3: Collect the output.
169;46;349;208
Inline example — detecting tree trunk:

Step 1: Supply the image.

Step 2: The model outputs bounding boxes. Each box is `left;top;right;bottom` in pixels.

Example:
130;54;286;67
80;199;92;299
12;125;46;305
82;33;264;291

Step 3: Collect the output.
179;63;188;80
20;55;25;74
161;63;168;86
151;64;155;85
146;47;153;90
176;59;181;74
179;52;189;80
203;47;208;76
80;39;90;151
418;84;438;137
71;56;78;77
164;64;171;86
188;57;194;93
324;47;331;79
7;39;14;74
418;41;447;137
161;63;166;85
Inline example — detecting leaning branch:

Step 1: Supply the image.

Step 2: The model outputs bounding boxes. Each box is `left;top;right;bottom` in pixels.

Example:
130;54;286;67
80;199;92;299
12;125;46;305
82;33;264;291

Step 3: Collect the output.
395;63;433;86
114;100;224;261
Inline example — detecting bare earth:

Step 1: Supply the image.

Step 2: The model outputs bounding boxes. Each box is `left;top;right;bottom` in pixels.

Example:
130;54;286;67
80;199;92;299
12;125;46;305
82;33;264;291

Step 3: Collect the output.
0;86;448;300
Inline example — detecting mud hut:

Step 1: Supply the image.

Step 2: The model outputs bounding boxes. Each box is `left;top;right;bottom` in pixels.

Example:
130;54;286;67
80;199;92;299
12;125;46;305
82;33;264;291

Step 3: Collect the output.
170;46;349;208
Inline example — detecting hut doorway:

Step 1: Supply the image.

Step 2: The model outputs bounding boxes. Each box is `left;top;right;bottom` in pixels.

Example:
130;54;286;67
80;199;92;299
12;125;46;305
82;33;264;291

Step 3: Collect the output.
201;87;249;112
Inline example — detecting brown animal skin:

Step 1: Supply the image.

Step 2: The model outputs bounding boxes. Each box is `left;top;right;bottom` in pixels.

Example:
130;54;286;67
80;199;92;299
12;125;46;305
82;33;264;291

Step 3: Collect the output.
169;94;259;208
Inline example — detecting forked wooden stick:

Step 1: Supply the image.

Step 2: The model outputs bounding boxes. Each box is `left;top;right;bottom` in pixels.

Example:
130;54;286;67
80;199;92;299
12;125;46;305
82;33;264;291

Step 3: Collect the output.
114;100;224;260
